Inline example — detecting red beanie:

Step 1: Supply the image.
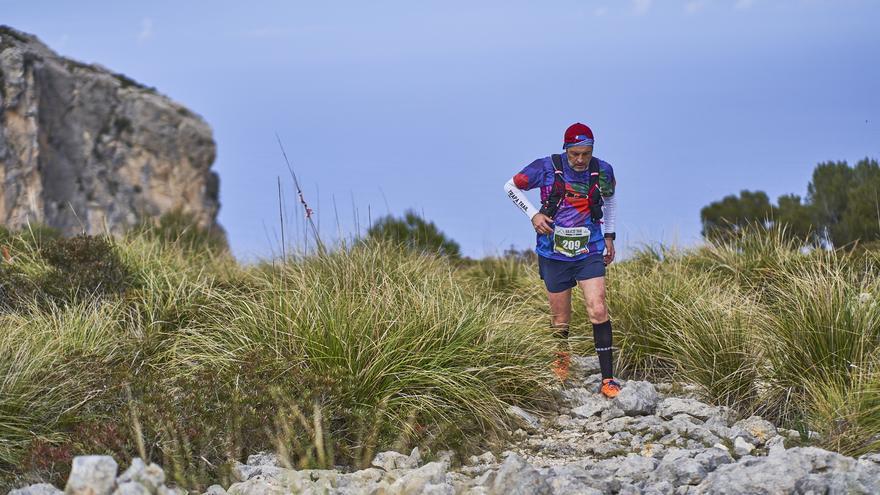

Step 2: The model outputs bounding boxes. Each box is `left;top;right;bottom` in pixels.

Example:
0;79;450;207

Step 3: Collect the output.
563;123;595;149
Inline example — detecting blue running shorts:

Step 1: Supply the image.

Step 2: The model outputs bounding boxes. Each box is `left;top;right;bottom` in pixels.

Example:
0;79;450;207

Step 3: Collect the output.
538;254;606;293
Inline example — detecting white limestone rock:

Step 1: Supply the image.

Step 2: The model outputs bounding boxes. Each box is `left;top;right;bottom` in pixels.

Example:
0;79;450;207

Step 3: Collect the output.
65;456;119;495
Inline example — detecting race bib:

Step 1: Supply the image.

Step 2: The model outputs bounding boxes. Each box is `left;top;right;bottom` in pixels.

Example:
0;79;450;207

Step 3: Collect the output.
553;226;591;257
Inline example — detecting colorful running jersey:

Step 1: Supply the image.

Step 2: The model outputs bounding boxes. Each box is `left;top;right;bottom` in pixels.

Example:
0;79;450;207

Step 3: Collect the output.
513;154;616;261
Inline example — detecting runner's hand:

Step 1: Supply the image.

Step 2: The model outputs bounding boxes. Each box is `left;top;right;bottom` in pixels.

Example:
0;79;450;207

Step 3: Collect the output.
532;213;554;235
604;239;616;266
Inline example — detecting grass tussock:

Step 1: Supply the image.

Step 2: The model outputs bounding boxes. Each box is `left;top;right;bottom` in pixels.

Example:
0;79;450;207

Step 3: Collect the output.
608;227;880;456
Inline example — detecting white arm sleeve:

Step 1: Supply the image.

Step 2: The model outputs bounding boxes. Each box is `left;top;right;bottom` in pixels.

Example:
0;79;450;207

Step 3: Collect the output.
602;193;617;234
504;179;539;220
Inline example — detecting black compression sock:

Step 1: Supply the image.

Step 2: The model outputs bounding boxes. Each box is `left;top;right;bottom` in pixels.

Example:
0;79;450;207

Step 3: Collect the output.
592;319;614;379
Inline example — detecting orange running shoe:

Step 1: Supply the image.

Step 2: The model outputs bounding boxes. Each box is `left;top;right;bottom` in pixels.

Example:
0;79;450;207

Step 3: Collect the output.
552;351;571;382
600;378;621;398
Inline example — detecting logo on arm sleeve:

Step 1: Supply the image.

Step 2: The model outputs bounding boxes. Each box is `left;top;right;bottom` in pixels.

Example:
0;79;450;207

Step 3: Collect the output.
513;173;529;189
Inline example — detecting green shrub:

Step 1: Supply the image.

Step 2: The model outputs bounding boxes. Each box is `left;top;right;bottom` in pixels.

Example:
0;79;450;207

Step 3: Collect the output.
0;264;40;312
366;210;460;258
39;235;134;304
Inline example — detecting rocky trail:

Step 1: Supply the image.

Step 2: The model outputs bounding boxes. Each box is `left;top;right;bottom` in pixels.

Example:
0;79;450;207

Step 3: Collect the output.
11;356;880;495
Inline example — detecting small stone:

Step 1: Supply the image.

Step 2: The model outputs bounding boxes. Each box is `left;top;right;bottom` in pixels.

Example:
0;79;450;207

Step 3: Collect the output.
65;456;119;495
10;484;64;495
387;461;447;494
694;448;733;471
420;483;455;495
554;414;573;428
643;481;675;495
732;416;777;446
592;442;627;458
615;456;659;482
299;469;339;486
618;483;641;495
659;433;681;446
226;476;288;495
337;468;384;489
767;436;786;456
604;416;635;434
156;487;186;495
640;443;664;458
112;483;149;495
601;406;625;421
584;373;604;391
569;355;601;376
612;431;634;443
572;400;610;418
780;428;802;442
246;452;279;467
366;480;391;495
656;398;726;422
473;470;496;487
506;406;541;432
490;454;552;495
613;381;659;416
733;436;755;457
653;450;707;486
117;458;165;494
468;452;496;466
434;450;455;465
203;485;227;495
372;450;419;471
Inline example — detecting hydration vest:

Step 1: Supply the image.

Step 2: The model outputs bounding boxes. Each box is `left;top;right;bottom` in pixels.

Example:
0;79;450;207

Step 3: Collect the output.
538;154;604;222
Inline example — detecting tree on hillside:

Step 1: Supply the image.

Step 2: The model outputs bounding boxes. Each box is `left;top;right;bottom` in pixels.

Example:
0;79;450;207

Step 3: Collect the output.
838;158;880;245
701;157;880;248
700;190;774;241
807;161;854;246
775;194;816;244
366;210;461;258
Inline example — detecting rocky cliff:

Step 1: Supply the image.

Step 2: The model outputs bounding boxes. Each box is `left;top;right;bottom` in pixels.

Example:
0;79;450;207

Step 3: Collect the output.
0;25;220;236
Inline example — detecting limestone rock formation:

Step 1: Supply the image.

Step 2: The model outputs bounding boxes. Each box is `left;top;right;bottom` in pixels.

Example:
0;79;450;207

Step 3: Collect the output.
0;25;220;236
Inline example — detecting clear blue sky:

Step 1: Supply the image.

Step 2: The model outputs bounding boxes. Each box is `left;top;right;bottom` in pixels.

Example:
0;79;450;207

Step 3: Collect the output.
4;0;879;260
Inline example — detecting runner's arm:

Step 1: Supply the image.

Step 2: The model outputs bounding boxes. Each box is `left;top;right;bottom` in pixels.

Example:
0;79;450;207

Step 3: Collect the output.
504;178;539;220
602;193;616;235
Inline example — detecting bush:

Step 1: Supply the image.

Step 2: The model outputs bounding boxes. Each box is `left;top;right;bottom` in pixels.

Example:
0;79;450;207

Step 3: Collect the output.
0;264;40;312
39;235;134;304
366;210;460;258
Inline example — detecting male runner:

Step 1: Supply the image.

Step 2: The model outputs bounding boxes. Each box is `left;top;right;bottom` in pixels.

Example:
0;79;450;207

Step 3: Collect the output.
503;122;620;398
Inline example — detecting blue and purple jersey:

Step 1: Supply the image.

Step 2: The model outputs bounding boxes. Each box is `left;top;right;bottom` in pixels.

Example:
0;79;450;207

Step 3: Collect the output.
513;154;616;261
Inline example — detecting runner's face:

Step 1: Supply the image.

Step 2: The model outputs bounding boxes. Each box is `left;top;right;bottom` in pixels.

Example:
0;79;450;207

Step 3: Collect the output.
566;146;593;171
